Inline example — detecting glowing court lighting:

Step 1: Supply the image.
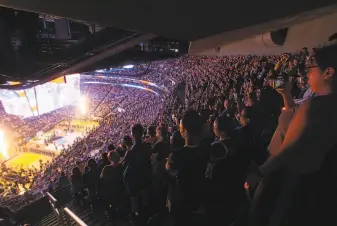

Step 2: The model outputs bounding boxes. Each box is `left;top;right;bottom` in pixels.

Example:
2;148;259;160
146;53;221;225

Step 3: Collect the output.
79;96;87;116
0;130;9;160
123;65;134;69
121;84;159;95
7;81;21;85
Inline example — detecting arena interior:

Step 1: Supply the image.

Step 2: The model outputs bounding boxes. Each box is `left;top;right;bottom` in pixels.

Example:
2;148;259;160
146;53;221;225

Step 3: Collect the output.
0;2;337;226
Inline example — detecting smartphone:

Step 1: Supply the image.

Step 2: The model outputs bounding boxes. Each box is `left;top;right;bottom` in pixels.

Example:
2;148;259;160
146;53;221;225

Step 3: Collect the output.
271;78;285;89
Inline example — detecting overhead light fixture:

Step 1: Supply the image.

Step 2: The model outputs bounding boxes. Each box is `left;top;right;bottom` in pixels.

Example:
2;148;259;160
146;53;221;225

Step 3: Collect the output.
123;65;134;69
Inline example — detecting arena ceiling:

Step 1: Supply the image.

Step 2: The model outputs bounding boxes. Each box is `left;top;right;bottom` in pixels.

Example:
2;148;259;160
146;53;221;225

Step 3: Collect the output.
1;0;337;87
0;0;336;41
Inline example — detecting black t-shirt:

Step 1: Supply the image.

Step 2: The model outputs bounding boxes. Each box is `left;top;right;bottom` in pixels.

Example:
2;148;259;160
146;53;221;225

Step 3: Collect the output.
166;145;209;211
208;139;241;186
207;138;248;208
171;130;185;150
152;140;170;161
83;168;100;191
100;163;124;195
123;142;152;185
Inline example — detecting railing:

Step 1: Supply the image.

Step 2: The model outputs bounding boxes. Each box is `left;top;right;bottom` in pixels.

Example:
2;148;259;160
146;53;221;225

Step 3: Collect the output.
46;192;88;226
64;208;88;226
46;192;66;225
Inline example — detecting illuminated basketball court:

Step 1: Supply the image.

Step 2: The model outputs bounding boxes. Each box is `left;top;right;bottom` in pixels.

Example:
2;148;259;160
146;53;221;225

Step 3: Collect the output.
25;119;99;154
5;152;52;169
0;119;99;170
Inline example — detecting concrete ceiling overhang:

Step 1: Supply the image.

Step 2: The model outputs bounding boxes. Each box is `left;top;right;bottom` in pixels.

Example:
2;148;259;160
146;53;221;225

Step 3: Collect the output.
189;4;337;54
0;0;336;41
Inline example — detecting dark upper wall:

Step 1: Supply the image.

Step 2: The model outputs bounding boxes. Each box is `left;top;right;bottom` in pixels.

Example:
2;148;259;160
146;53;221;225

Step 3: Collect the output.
0;0;336;41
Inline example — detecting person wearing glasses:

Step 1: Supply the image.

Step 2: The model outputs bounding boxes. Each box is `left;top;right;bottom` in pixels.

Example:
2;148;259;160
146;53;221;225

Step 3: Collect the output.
250;42;337;226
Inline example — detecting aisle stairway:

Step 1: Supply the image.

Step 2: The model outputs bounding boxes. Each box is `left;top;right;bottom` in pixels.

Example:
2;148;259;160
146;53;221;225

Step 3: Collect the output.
32;190;132;226
34;200;131;226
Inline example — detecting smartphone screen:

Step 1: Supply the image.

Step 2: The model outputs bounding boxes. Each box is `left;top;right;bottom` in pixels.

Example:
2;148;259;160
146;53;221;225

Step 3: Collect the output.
272;79;284;89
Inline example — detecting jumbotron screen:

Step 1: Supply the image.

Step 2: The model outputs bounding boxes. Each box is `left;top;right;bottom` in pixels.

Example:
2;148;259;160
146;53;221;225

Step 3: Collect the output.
0;74;80;118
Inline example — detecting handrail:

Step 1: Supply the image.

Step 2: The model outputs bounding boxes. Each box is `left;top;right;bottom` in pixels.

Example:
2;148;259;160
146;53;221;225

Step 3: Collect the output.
46;192;57;203
64;208;88;226
45;191;65;226
46;190;88;226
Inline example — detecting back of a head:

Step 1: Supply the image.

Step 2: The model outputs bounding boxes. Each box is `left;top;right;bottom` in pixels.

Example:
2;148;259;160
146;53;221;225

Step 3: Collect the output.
101;152;109;160
108;151;119;163
147;126;156;137
259;86;283;116
181;110;203;136
108;144;115;151
72;167;80;176
132;124;144;139
123;135;133;146
216;114;236;137
87;158;97;168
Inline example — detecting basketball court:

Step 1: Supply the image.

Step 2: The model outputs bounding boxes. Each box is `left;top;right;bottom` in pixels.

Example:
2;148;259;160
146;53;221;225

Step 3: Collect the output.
5;119;99;169
25;119;98;153
5;152;52;169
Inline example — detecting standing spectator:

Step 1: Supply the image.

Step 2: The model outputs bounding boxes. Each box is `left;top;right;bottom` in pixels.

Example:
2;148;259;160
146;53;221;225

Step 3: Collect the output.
123;124;152;220
166;110;209;226
100;151;125;214
70;167;84;204
58;171;69;188
83;159;100;208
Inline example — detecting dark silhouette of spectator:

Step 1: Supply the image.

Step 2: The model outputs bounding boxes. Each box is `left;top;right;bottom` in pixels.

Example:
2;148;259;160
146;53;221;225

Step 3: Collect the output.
58;171;70;188
100;151;125;214
123;124;152;218
98;152;110;175
83;159;100;208
166;110;209;226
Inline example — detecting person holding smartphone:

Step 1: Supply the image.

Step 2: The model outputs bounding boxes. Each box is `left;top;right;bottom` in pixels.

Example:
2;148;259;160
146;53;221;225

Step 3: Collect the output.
251;42;337;226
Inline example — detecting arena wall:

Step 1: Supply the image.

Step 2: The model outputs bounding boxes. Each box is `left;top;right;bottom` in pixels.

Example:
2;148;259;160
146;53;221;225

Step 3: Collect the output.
195;12;337;56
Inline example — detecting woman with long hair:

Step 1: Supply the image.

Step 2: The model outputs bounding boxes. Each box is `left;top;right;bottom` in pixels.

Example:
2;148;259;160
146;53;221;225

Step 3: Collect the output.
70;167;84;204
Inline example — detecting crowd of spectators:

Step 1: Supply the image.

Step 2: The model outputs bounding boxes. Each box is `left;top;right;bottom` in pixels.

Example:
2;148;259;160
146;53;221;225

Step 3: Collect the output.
0;76;164;210
0;40;337;226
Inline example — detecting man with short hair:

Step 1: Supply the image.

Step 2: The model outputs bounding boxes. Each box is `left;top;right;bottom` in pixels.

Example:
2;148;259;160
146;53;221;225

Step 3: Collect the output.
123;124;152;218
100;151;125;211
166;110;209;225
